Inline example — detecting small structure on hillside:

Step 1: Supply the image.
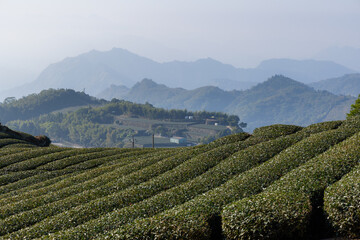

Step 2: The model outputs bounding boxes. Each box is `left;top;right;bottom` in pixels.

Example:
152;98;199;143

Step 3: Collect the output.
205;118;219;125
170;136;187;144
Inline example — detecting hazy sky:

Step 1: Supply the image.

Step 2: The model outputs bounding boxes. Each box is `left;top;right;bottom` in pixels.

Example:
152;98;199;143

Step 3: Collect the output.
0;0;359;88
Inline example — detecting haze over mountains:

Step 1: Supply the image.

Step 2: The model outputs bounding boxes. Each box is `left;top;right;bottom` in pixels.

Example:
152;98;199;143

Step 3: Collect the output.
0;48;358;131
309;73;360;97
0;48;356;101
98;76;355;131
314;46;360;72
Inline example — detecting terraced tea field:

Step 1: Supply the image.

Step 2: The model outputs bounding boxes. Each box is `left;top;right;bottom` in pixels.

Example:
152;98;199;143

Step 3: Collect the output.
0;117;360;239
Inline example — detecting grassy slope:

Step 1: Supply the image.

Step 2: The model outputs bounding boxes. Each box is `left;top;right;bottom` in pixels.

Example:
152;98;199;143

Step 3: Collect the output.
0;118;359;239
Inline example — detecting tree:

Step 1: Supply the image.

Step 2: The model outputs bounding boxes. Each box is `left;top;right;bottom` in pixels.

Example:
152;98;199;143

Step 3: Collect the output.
4;97;16;104
348;94;360;117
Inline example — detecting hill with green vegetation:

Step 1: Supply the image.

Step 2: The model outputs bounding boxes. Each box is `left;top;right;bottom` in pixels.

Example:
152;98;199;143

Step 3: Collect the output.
0;88;104;123
0;124;51;149
0;115;360;239
99;76;355;130
5;98;243;148
309;73;360;97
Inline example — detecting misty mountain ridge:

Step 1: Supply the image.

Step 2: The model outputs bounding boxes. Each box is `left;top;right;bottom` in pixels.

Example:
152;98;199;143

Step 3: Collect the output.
99;75;355;130
0;48;356;101
309;73;360;97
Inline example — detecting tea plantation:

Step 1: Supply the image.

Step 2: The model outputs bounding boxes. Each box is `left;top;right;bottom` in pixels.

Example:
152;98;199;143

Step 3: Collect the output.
0;117;359;239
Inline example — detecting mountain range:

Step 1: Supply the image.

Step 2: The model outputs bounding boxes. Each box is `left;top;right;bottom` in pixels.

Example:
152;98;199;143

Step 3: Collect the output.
0;48;356;101
97;75;355;130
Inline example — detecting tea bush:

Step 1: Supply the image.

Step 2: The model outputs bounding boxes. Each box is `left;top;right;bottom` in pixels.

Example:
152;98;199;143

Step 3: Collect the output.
222;125;360;239
324;164;360;238
0;147;67;169
252;124;303;139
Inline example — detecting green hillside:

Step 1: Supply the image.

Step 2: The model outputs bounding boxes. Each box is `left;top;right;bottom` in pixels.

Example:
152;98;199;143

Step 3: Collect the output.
0;88;104;123
1;89;243;147
0;115;360;239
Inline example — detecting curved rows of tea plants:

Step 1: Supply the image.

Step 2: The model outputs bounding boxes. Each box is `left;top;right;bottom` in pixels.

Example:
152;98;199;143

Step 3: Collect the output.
0;147;67;169
0;118;359;239
324;161;360;238
0;148;137;194
0;149;175;220
221;117;360;239
95;120;347;239
51;126;311;239
0;133;242;202
0;147;36;158
0;138;36;148
0;133;251;238
0;132;39;149
0;149;156;206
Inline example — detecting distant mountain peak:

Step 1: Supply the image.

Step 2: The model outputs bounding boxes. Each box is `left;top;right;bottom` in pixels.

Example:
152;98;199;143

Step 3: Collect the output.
132;78;163;89
253;75;308;91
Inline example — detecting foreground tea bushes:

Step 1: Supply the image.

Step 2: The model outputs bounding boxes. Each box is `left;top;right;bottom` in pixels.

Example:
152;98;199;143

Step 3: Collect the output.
0;147;67;169
1;143;37;148
251;124;303;139
102;121;344;239
0;141;236;238
223;190;311;240
0;170;85;206
0;168;76;195
0;148;157;205
2;119;357;239
0;151;175;232
0;149;174;219
0;147;33;157
0;148;99;172
0;132;11;139
51;127;310;239
66;148;156;170
36;148;126;170
222;128;360;239
0;170;44;187
0;138;36;148
2;134;252;239
324;163;360;238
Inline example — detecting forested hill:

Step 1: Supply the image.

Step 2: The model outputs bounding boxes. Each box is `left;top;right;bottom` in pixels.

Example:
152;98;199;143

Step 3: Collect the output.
0;124;51;148
0;89;104;123
98;75;355;130
5;97;243;147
